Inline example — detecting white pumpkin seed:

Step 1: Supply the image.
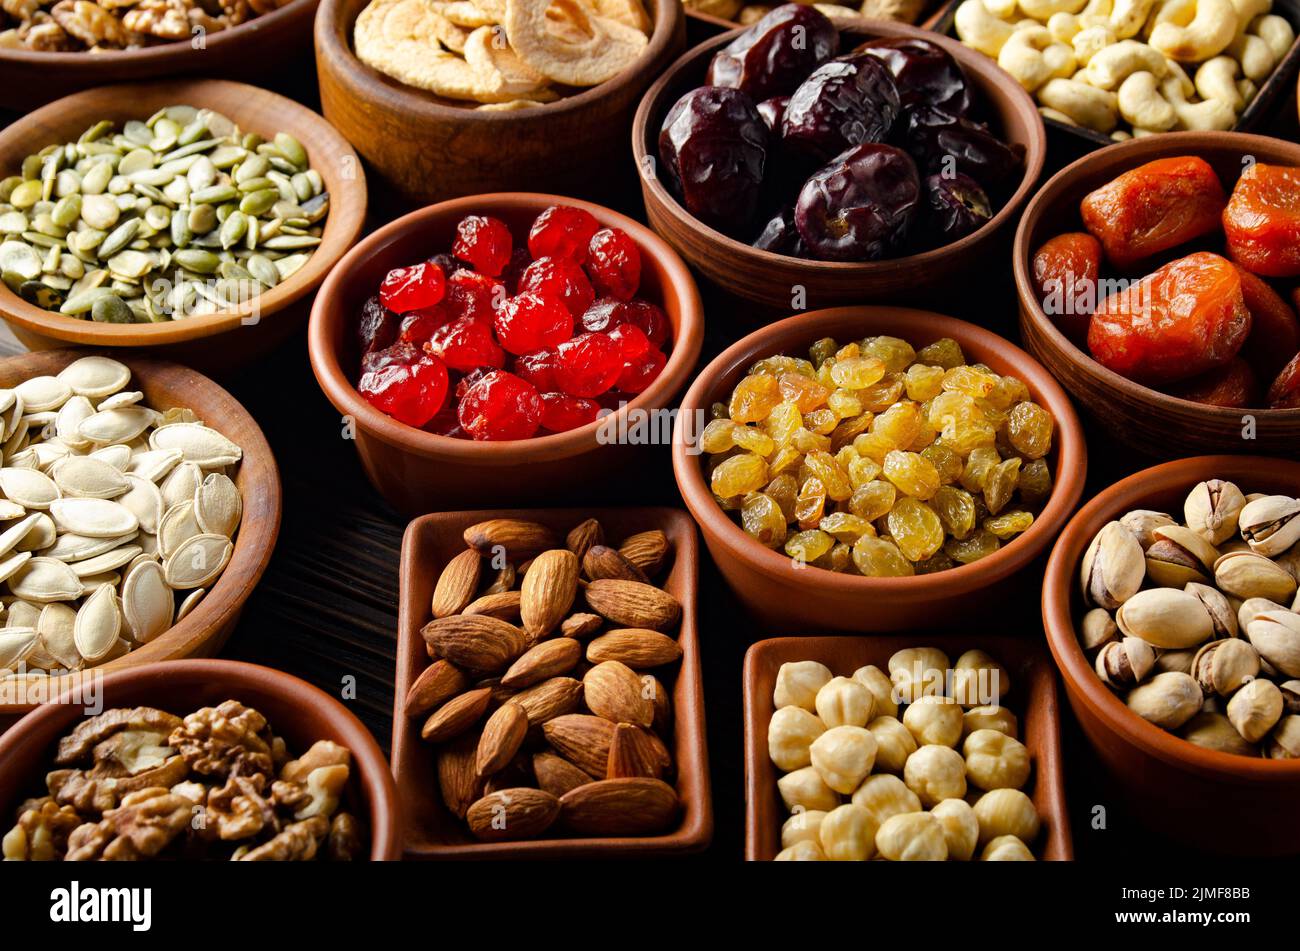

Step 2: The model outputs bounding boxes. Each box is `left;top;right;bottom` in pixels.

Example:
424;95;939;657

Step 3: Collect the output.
78;572;121;589
163;533;232;589
0;513;42;558
0;500;24;520
85;637;131;667
90;444;133;471
122;560;172;644
7;599;39;628
57;356;131;398
149;423;242;468
126;448;183;483
4;448;38;470
78;406;153;445
0;552;32;587
55;395;95;449
138;532;158;557
116;474;163;535
0;627;37;668
159;461;202;508
29;443;70;470
41;531;135;562
9;557;83;602
15;513;56;552
14;376;72;413
158;500;201;559
194;472;241;538
52;456;130;499
69;545;142;578
48;498;138;537
37;603;80;669
0;467;60;508
175;587;205;622
73;583;120;661
21;411;57;427
0;390;14;415
97;391;143;411
1;392;23;440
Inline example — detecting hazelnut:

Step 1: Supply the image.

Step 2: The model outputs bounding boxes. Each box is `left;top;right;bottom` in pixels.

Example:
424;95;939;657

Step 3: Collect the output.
867;715;917;773
962;705;1019;740
775;840;825;861
814;676;875;728
972;787;1040;848
951;650;1011;707
981;834;1035;861
850;773;921;826
875;811;948;861
903;744;967;807
930;798;979;861
888;647;949;703
818;803;878;861
781;810;827;850
852;664;898;719
768;706;826;772
1226;678;1283;743
810;725;878;794
902;694;963;748
777;766;840;814
963;728;1031;791
774;661;833;711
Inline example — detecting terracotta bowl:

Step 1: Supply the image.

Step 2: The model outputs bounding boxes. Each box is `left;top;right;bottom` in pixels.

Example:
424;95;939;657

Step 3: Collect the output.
392;507;712;858
0;349;282;721
0;659;401;860
674;306;1086;632
0;0;318;112
0;79;367;376
1014;131;1300;458
1043;455;1300;856
743;634;1073;860
308;192;704;515
315;0;686;205
632;18;1046;311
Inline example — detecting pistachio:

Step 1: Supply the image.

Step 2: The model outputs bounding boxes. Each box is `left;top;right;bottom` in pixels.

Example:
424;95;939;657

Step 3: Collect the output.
1279;679;1300;714
1245;611;1300;677
1213;551;1297;603
1190;638;1259;697
1115;588;1214;649
1154;648;1196;675
1096;636;1156;688
1144;525;1218;587
1080;607;1118;653
1266;715;1300;759
1238;597;1288;631
1183;581;1238;639
1179;711;1257;756
1238;495;1300;558
1126;671;1202;730
1184;480;1245;545
1226;678;1283;743
1081;521;1144;609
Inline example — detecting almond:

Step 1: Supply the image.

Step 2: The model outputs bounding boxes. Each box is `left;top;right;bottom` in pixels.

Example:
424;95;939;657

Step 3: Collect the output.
561;613;603;639
421;687;491;742
436;732;483;819
607;723;671;779
483;562;517;595
565;518;604;561
475;676;517;709
619;530;669;577
501;637;582;688
532;751;594;797
520;549;579;641
422;615;528;673
558;778;679;836
431;548;480;618
462;590;523;621
582;545;649;583
583;660;653;727
584;579;681;630
647;675;673;734
466;788;560;841
403;659;468;718
543;713;615;777
513;676;583;725
464;519;558;560
587;629;682;669
475;702;528;777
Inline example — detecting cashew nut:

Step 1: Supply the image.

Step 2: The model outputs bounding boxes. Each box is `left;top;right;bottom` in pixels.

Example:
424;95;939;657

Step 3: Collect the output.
1149;0;1237;61
1230;0;1272;40
1229;32;1276;78
1082;0;1114;17
1038;77;1121;130
1118;69;1179;128
1161;71;1237;127
985;0;1020;16
1145;0;1195;39
1110;0;1158;37
1039;105;1080;124
1048;10;1084;40
1195;54;1245;109
1254;13;1295;57
1238;76;1259;104
1165;57;1197;94
1019;0;1087;17
1000;25;1079;89
1112;128;1134;139
1073;23;1119;60
956;0;1019;56
1086;38;1170;87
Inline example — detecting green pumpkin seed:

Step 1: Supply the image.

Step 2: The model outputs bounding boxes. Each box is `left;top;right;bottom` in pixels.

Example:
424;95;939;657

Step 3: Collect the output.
80;194;119;230
262;234;320;251
238;188;278;216
172;249;220;274
20;155;42;180
0;211;27;233
90;294;132;323
51;195;81;228
19;281;63;309
246;254;278;288
170;208;191;248
187;203;216;234
80;161;113;196
219;211;247;249
97;219;139;259
10;180;42;209
54;169;81;198
190;184;237;204
79;120;114;144
0;241;42;280
0;176;22;201
234;154;269;183
61;286;116;316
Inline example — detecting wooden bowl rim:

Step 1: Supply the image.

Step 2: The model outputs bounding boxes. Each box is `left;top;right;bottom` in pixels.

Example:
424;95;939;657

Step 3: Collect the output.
0;658;401;860
0;78;367;347
672;305;1087;596
1012;129;1300;422
0;348;282;713
313;0;683;122
631;16;1047;273
1042;454;1300;781
307;191;705;464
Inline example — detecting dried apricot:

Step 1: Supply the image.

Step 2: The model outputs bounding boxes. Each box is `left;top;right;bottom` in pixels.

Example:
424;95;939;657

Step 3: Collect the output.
1032;231;1101;343
1233;265;1300;378
1224;163;1300;278
1168;357;1259;408
1267;351;1300;409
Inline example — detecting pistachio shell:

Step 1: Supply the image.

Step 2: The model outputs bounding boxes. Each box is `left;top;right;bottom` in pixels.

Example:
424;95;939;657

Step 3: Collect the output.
1184;480;1245;545
1245;611;1300;678
1126;671;1202;730
1238;495;1300;558
1080;521;1144;609
1214;551;1297;603
1227;678;1283;743
1115;588;1214;649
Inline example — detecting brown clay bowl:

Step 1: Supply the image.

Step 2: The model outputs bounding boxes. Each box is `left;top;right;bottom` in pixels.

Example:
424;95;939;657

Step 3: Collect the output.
392;507;711;858
0;79;367;376
0;349;282;721
315;0;685;205
1014;131;1300;458
0;0;318;112
1043;455;1300;856
743;634;1073;860
673;306;1086;633
632;18;1046;311
0;659;401;860
308;192;704;515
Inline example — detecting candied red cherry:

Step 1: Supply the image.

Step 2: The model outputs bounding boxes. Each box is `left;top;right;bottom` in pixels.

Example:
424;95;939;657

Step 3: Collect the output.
608;323;651;361
782;54;901;162
554;331;623;397
379;261;445;314
857;37;971;116
581;297;628;333
453;215;512;277
493;291;574;356
358;342;449;428
528;205;601;264
513;348;560;391
358;295;398;355
427;253;464;276
423;405;462;437
428;315;505;373
587;227;641;300
520;256;595;317
456;367;491;400
707;3;839;100
398;305;452;344
617;347;667;394
457;370;542;440
622;299;669;347
794;143;920;261
539;392;601;432
920;172;991;247
445;269;505;322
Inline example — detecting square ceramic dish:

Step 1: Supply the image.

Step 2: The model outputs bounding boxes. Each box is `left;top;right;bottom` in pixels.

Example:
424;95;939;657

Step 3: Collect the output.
392;507;712;858
743;634;1073;860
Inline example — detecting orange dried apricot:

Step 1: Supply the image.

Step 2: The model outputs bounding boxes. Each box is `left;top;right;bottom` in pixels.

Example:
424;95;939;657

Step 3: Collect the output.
1231;265;1300;379
1032;231;1101;343
1168;357;1259;408
1267;351;1300;409
1224;163;1300;278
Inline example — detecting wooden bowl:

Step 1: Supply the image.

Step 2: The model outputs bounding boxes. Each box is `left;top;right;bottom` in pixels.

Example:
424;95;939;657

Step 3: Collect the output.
673;306;1086;632
1014;131;1300;459
632;18;1046;311
392;507;712;858
743;634;1073;860
308;192;704;515
315;0;686;205
0;79;367;376
0;659;401;860
0;349;282;720
0;0;319;112
1043;455;1300;856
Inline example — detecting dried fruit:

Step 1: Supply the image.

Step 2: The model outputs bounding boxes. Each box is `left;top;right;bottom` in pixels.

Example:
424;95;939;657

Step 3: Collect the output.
1224;163;1300;278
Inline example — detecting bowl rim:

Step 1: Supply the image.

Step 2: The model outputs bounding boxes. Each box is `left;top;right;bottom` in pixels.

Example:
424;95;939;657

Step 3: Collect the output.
631;16;1047;273
1042;453;1300;781
672;305;1087;595
0;348;282;712
0;77;368;347
1012;129;1300;422
313;0;683;122
0;657;402;860
307;191;704;463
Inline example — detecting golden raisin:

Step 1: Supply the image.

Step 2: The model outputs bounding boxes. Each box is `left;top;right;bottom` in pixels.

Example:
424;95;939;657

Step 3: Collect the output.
769;445;802;476
960;447;1002;493
985;510;1035;539
733;426;775;456
851;536;915;576
820;511;874;542
861;335;916;372
984;456;1022;515
1018;458;1053;506
809;337;838;367
792;428;831;454
942;365;999;399
1006;401;1054;459
729;374;782;424
849;480;896;521
916;337;966;369
932;485;977;540
795;476;827;529
882;450;940;500
856;376;906;412
751;355;814;378
830;356;888;389
742;492;788;548
827;388;862;418
779;373;830;412
804;408;839;435
700;419;737;454
886;497;945;562
711;453;769;498
786;529;834;564
847;454;882;489
804;450;852;501
766;472;799;521
904;363;945;401
944;529;1001;564
830;412;874;451
871;402;922;449
763;401;803;447
921;443;963;484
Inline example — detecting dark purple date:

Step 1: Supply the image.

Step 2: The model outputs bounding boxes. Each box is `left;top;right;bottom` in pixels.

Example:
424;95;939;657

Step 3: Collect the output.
919;172;992;248
781;53;901;162
895;105;1025;192
794;143;919;261
707;3;839;101
857;37;972;117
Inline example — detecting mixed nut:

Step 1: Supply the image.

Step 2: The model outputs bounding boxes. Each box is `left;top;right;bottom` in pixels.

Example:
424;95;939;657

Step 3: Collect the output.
0;105;326;321
0;356;244;677
1078;478;1300;757
769;647;1042;860
704;333;1055;574
2;701;363;861
0;0;296;52
408;516;684;841
684;0;932;28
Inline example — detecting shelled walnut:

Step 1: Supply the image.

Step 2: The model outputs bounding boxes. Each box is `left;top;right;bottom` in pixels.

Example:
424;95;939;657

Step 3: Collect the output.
0;0;295;51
